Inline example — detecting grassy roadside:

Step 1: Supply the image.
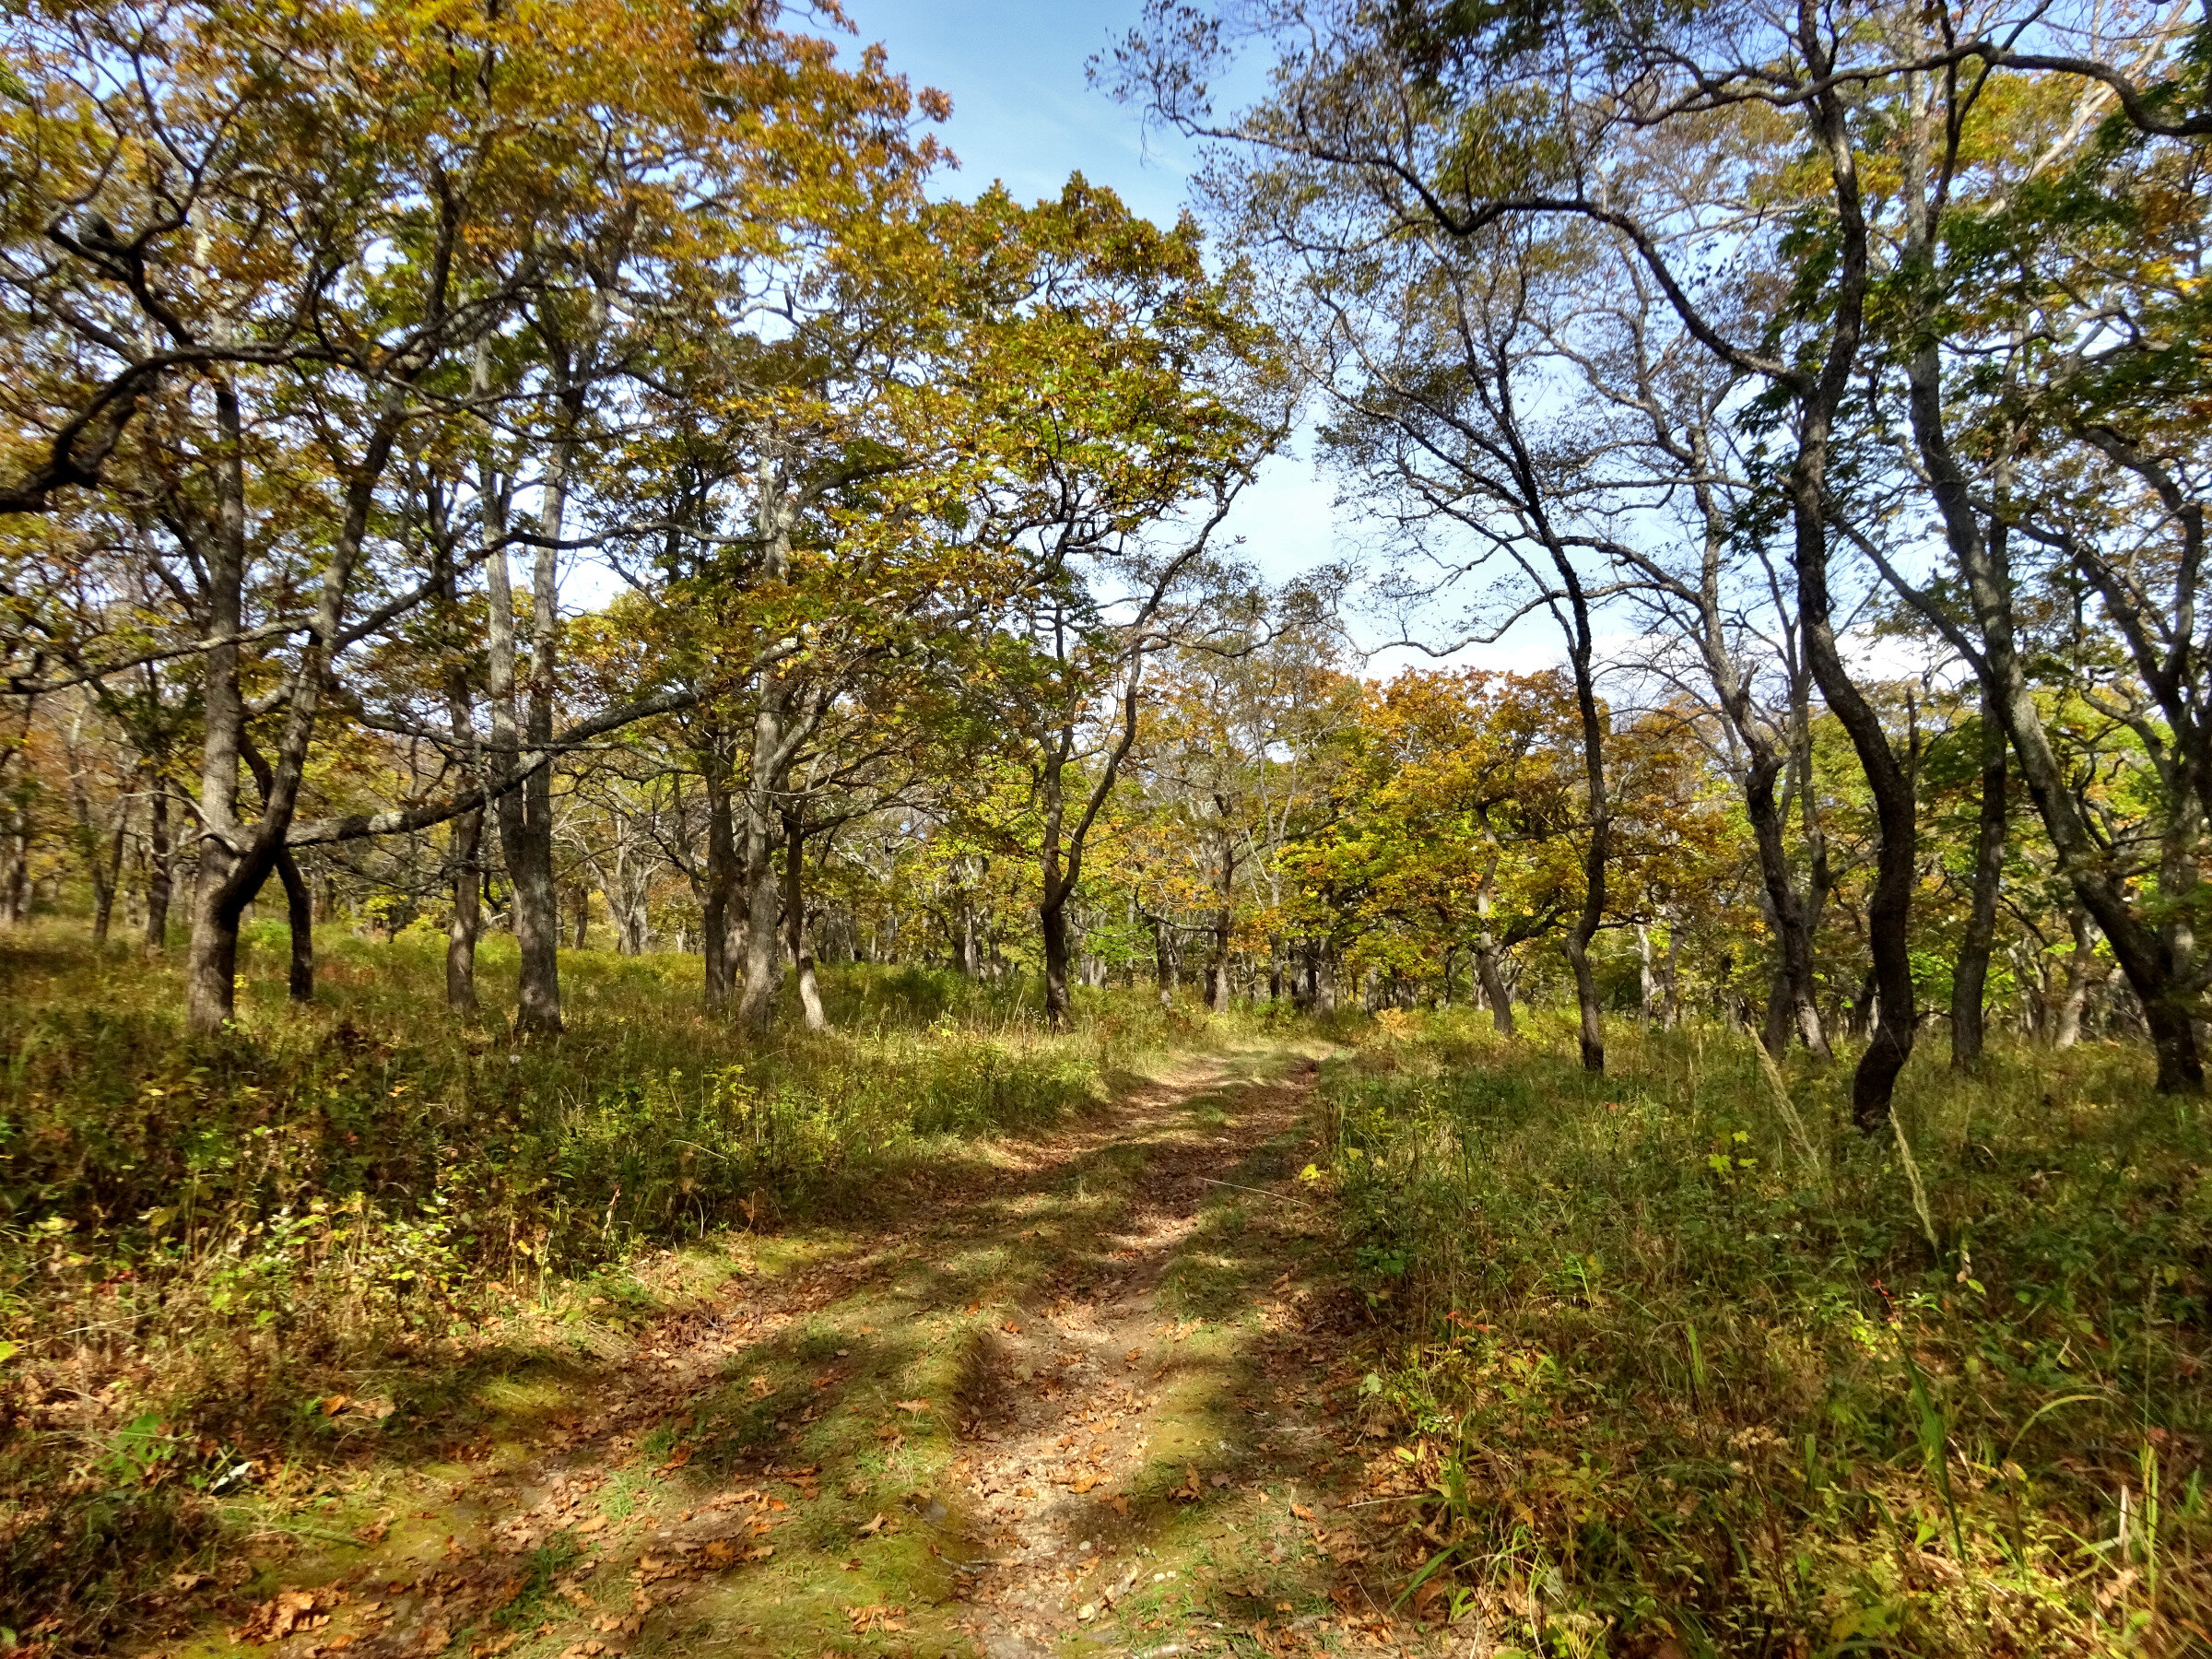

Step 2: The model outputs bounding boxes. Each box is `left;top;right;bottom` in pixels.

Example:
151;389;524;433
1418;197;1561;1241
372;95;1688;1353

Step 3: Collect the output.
1315;1009;2212;1656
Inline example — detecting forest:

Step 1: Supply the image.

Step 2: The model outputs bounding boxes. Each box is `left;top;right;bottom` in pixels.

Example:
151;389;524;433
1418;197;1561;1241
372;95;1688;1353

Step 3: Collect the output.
0;0;2207;1654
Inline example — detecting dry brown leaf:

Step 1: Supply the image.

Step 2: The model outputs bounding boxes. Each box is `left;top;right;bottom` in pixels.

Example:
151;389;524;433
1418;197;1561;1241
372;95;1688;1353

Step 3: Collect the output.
893;1398;930;1414
856;1512;886;1536
230;1586;341;1645
662;1443;692;1470
1291;1503;1315;1521
573;1512;607;1535
319;1394;350;1417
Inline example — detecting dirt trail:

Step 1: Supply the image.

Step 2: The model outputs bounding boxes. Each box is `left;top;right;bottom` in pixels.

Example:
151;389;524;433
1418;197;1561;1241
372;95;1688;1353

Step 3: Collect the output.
152;1041;1409;1659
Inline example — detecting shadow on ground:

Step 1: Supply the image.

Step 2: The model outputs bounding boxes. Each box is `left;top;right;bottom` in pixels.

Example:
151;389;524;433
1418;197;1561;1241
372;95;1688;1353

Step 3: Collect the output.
99;1039;1424;1659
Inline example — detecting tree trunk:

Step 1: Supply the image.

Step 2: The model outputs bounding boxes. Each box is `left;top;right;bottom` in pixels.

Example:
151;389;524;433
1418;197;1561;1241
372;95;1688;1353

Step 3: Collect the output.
701;744;742;1009
1792;29;1914;1128
735;468;805;1035
1950;697;2007;1071
783;813;825;1032
447;807;483;1012
92;814;124;946
184;374;250;1036
1151;912;1175;1007
1559;591;1608;1074
276;847;313;1003
1475;937;1514;1038
959;896;981;977
144;783;172;951
1041;892;1074;1024
1745;754;1832;1058
483;465;562;1035
2054;909;2098;1049
733;756;785;1031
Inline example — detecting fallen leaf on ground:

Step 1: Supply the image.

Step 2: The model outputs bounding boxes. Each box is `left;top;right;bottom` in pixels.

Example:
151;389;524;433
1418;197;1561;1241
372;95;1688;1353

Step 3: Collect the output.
230;1586;340;1644
894;1398;930;1414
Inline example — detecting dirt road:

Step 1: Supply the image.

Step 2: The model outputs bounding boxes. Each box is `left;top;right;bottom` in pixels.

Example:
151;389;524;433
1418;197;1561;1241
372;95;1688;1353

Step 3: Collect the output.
151;1041;1422;1659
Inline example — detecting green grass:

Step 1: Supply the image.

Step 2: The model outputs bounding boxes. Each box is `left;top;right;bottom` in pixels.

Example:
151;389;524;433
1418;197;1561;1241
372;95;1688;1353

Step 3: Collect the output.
1319;1008;2211;1656
0;921;1243;1648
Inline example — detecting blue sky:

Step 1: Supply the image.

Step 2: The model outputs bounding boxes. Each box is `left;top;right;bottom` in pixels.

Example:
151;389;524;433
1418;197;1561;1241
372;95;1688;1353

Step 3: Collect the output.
838;0;1351;607
838;0;1195;226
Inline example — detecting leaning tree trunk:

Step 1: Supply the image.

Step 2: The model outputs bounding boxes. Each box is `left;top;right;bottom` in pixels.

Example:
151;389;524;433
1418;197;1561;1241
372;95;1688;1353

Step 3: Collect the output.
1796;35;1915;1129
1950;695;2007;1071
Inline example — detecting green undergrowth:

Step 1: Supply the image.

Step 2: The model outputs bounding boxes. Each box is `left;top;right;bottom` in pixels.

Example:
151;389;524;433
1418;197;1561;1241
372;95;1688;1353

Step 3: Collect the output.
1319;1009;2211;1656
0;923;1278;1647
